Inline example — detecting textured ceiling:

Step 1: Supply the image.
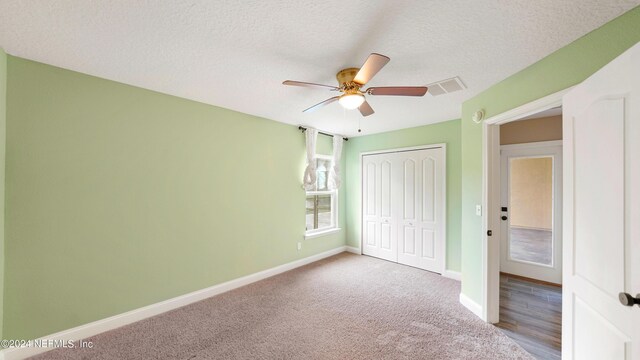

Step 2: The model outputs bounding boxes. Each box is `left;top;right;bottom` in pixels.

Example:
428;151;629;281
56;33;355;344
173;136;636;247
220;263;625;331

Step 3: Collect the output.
1;1;638;137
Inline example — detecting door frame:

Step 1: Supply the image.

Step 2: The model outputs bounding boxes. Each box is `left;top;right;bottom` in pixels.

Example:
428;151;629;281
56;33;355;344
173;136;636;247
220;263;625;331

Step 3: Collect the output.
480;87;572;323
499;140;563;284
360;143;447;274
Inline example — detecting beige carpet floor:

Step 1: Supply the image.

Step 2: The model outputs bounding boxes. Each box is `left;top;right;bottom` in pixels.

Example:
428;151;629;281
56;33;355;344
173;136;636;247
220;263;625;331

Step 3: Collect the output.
32;253;533;359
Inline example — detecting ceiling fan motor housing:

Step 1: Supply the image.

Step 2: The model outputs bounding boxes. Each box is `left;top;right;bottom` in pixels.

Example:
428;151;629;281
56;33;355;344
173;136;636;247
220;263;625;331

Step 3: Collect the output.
336;68;361;87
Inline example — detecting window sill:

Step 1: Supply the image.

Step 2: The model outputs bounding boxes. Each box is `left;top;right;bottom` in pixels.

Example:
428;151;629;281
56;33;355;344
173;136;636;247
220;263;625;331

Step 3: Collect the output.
305;228;341;240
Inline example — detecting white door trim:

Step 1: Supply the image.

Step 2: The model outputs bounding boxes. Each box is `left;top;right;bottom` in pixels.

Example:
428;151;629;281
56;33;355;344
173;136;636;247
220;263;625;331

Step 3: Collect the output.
360;143;447;274
360;143;447;156
500;140;563;151
480;87;572;323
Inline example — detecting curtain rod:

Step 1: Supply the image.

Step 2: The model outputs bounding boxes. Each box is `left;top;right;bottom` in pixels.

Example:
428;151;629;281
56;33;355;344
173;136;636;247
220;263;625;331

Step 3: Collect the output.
298;126;348;141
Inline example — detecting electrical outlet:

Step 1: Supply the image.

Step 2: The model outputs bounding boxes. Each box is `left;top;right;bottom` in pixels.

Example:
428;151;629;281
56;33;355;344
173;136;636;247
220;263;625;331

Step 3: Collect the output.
297;242;302;251
475;205;482;216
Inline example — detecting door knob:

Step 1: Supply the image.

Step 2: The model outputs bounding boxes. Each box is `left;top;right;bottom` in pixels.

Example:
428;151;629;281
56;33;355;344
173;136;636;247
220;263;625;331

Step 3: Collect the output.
501;216;508;221
619;292;640;307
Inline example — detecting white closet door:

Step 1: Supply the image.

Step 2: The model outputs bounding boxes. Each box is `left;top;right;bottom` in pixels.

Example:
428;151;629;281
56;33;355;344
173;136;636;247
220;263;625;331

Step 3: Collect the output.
397;148;445;273
362;153;397;262
362;146;445;274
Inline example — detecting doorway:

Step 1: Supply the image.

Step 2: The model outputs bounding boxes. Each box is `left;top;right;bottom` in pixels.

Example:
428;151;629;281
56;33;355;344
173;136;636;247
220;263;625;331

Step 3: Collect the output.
497;130;563;359
480;95;568;359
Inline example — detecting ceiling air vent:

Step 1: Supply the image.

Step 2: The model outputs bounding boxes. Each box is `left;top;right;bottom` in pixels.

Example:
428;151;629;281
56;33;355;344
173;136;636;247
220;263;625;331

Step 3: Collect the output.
427;76;466;96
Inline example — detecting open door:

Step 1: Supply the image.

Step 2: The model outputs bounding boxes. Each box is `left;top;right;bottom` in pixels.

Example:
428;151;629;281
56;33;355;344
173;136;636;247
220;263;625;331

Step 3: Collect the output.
563;42;640;359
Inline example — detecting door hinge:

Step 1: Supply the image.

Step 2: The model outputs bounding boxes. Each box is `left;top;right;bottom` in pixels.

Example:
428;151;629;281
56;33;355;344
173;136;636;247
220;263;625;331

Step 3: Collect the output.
487;230;493;236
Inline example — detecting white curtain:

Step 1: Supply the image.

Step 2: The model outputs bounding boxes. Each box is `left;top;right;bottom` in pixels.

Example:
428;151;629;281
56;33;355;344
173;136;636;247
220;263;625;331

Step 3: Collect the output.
302;128;318;190
328;135;343;190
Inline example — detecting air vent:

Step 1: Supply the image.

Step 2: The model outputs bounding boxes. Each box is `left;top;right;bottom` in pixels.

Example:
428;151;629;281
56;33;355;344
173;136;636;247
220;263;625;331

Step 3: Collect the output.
427;76;466;96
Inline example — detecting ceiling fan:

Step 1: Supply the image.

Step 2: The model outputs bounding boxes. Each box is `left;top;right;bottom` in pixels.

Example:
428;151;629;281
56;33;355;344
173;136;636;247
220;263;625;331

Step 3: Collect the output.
283;53;428;117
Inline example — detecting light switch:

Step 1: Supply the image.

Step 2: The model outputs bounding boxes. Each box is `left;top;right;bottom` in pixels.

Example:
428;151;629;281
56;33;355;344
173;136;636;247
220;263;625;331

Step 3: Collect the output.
475;205;482;216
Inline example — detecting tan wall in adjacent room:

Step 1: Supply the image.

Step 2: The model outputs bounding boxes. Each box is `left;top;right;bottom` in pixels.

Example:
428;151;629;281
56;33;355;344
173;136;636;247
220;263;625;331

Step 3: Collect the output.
509;157;553;230
500;115;562;145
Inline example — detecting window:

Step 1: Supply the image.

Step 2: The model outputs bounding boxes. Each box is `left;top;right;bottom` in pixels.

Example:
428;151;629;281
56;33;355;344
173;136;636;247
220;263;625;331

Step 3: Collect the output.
305;155;338;237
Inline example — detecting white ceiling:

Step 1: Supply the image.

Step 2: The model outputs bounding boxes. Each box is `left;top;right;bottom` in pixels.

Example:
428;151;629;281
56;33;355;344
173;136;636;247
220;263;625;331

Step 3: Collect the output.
1;1;638;137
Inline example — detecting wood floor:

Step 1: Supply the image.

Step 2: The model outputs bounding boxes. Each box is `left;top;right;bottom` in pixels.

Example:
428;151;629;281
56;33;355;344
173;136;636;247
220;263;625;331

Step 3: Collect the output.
509;227;553;265
495;273;562;360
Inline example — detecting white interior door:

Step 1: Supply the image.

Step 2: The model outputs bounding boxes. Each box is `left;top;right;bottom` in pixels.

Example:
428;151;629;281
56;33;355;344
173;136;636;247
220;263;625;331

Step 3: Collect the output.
362;147;445;274
397;148;445;273
362;152;397;262
500;142;562;284
563;42;640;359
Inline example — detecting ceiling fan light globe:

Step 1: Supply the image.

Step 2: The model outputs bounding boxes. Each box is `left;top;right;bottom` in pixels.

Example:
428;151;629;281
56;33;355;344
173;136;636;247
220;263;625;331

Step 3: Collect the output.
339;93;365;110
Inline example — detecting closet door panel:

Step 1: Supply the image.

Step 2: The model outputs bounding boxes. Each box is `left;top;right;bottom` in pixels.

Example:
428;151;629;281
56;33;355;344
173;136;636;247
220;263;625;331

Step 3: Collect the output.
362;147;444;273
396;148;444;273
381;160;392;218
414;149;444;273
381;222;392;250
398;153;420;267
362;153;397;262
364;220;377;246
422;229;435;259
403;158;416;220
422;157;436;223
364;162;376;216
362;156;379;257
403;226;417;255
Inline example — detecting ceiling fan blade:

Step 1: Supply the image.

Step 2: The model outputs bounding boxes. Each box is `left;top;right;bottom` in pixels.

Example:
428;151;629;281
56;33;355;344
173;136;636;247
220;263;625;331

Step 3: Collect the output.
367;86;428;96
353;53;390;85
283;80;339;91
359;101;375;117
303;96;340;113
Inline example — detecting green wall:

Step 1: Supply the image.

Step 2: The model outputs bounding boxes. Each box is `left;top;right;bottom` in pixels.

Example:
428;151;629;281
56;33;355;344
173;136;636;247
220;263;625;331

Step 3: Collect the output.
4;56;346;340
0;48;6;341
460;6;640;304
345;119;461;272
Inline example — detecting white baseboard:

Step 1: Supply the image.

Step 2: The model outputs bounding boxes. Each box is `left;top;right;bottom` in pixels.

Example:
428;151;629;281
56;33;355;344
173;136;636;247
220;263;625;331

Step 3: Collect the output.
345;246;361;254
442;270;461;281
0;246;349;360
459;292;483;320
